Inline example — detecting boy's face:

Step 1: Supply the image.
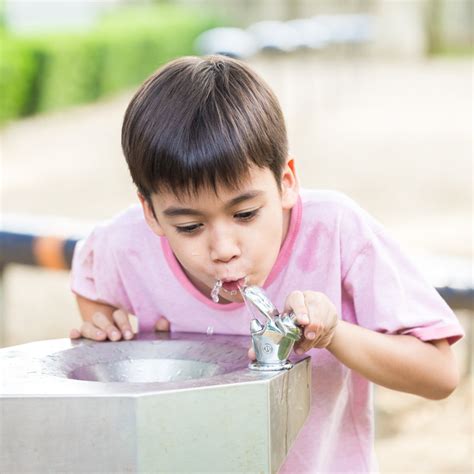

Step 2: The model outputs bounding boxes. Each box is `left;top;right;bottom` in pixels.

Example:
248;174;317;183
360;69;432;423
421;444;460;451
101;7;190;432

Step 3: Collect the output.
139;161;299;303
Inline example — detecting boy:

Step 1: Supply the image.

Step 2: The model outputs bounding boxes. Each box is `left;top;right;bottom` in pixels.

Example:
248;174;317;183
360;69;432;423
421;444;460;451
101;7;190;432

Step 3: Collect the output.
70;56;463;472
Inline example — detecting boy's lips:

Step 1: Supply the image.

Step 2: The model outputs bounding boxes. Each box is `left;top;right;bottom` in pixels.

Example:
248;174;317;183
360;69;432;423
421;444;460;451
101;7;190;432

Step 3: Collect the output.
221;278;247;292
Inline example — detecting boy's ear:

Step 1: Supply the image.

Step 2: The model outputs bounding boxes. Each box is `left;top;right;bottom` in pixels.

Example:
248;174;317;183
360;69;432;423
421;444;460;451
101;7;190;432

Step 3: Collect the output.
280;156;299;210
137;192;165;236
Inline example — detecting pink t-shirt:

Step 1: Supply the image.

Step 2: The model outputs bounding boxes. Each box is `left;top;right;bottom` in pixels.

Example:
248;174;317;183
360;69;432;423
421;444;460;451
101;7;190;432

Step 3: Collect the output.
71;189;464;473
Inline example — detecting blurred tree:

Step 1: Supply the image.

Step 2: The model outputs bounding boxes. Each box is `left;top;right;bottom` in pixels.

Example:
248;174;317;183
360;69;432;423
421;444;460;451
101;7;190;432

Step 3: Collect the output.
285;0;300;19
426;0;442;55
425;0;473;55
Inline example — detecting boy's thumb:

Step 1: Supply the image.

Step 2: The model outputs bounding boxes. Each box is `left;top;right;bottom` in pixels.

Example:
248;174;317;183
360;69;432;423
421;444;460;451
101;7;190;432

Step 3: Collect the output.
155;316;171;332
248;347;256;360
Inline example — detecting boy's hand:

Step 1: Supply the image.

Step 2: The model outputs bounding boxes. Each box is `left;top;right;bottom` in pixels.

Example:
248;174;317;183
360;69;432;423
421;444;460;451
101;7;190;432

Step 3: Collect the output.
288;291;339;354
70;309;135;342
155;316;171;332
247;290;339;360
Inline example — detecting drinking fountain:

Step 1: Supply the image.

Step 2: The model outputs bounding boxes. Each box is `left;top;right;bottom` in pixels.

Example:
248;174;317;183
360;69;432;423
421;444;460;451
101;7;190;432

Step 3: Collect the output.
241;285;302;371
0;331;310;473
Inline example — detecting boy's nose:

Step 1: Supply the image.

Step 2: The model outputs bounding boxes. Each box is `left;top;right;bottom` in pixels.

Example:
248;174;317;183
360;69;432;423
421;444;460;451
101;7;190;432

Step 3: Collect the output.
209;230;241;263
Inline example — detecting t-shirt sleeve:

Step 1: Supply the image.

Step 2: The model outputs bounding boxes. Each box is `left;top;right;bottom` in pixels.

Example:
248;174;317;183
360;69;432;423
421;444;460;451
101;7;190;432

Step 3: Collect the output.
341;208;464;345
70;224;130;311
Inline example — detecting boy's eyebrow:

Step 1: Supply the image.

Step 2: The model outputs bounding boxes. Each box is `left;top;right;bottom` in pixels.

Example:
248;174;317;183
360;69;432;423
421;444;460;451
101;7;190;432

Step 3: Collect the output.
162;190;263;217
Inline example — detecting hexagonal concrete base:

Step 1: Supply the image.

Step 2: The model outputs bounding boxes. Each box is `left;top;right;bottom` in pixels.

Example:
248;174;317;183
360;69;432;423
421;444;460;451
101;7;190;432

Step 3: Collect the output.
1;332;311;473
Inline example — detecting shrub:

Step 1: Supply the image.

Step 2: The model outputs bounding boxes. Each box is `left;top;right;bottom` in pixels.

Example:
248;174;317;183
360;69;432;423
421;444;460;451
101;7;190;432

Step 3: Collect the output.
0;5;220;124
0;37;39;121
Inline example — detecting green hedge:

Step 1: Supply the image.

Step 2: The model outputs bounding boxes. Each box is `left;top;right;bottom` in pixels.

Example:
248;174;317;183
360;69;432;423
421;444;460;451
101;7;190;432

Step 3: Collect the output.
0;36;39;121
0;5;220;124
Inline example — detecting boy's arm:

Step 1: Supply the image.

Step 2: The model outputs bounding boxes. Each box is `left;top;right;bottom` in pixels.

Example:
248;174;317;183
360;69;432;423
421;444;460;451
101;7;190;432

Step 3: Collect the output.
70;294;134;341
279;290;460;400
326;320;459;400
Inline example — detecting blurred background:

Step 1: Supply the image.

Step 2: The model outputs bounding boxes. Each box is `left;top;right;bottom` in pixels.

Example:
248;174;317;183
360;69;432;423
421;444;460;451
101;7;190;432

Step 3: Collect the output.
0;0;472;472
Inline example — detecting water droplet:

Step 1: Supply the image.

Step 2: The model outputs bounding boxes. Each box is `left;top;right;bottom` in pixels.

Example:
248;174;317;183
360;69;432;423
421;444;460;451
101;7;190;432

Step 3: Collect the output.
210;280;222;303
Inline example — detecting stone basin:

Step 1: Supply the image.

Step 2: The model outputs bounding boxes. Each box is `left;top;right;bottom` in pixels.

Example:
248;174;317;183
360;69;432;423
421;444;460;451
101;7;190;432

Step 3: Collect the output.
0;331;311;473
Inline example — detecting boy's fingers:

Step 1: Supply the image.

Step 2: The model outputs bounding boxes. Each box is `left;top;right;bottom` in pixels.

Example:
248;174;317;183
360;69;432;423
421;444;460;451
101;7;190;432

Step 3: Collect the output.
69;328;81;339
92;312;121;341
301;291;323;334
80;321;107;341
112;310;134;340
303;318;322;341
294;336;317;354
295;313;310;326
294;341;311;354
285;291;309;325
247;347;256;360
155;316;171;332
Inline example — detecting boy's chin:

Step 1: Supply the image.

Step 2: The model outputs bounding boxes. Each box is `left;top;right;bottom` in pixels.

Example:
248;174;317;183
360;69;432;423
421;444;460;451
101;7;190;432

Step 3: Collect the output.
219;290;244;304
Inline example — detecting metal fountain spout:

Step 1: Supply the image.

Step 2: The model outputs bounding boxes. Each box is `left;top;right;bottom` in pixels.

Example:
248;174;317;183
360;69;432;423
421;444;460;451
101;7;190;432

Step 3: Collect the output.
240;285;302;371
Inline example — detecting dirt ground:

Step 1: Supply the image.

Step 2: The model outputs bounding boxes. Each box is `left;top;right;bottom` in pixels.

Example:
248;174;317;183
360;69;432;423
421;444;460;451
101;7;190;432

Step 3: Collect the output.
1;54;472;472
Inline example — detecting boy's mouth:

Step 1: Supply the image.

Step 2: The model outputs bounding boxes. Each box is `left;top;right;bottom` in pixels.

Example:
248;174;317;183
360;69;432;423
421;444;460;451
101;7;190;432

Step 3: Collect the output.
221;277;247;293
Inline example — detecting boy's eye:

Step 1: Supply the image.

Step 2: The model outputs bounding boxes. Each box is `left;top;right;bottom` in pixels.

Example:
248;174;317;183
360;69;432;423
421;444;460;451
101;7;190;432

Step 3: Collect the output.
175;209;260;234
234;209;259;221
175;223;203;234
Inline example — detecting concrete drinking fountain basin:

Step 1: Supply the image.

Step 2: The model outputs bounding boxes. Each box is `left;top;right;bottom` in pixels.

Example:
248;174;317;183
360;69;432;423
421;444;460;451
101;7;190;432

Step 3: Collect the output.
0;331;311;473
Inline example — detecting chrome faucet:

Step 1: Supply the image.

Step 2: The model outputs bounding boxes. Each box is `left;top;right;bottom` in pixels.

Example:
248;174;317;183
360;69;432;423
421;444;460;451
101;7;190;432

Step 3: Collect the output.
240;285;302;371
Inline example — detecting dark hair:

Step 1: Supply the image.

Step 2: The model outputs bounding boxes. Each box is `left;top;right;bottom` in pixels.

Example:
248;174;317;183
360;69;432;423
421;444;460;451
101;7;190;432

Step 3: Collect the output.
122;55;288;200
